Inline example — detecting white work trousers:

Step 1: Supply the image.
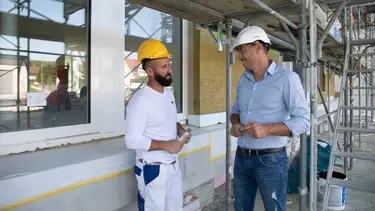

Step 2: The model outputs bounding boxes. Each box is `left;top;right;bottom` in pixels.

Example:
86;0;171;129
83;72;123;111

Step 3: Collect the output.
134;159;183;211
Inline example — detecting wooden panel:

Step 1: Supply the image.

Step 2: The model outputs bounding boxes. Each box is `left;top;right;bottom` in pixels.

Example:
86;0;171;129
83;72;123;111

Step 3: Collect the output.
329;74;335;97
193;28;282;114
193;28;201;114
317;69;336;103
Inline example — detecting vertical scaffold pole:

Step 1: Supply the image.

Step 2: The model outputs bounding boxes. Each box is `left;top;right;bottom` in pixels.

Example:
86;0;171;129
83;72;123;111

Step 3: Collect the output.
225;17;233;211
299;0;308;210
343;7;349;174
309;0;318;210
349;6;354;170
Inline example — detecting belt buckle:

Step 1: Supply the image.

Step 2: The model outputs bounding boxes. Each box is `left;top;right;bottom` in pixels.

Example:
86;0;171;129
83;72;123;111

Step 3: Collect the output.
245;149;250;156
241;148;248;156
148;161;161;165
139;159;176;165
243;148;252;156
138;159;159;165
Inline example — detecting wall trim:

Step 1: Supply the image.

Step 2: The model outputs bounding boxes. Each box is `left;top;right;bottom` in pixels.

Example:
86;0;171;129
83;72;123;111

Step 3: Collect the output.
188;112;226;128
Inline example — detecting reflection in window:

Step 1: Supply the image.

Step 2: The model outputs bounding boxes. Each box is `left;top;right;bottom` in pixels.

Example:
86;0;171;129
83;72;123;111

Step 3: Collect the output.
124;2;182;114
0;0;90;133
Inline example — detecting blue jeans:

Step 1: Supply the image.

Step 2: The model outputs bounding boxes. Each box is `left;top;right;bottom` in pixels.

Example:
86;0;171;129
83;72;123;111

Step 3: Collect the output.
233;147;288;211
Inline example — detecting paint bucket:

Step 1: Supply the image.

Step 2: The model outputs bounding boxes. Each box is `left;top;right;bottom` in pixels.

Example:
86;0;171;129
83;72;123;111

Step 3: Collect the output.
317;171;347;210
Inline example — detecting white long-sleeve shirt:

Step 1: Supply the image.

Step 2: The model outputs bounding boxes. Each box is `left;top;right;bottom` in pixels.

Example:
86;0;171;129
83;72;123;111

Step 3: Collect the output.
125;85;178;163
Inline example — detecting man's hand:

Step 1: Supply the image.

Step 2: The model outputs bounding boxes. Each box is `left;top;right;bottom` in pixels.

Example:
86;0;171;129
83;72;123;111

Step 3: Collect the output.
181;134;192;144
244;122;270;139
164;140;184;154
178;128;192;144
230;124;245;137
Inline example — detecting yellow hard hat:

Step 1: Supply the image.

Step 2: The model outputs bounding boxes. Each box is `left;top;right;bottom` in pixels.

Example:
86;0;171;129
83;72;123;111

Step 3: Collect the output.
137;39;172;61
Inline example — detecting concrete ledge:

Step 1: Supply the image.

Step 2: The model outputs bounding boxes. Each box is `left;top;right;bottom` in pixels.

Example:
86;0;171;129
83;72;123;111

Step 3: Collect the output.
0;123;302;210
0;124;235;210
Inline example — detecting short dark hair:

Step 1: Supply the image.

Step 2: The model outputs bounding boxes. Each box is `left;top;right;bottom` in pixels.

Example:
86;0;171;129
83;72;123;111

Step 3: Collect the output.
253;40;270;52
141;58;152;70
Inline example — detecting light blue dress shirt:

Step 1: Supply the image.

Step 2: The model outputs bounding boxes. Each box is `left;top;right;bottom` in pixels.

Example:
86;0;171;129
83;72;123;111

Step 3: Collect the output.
231;60;310;150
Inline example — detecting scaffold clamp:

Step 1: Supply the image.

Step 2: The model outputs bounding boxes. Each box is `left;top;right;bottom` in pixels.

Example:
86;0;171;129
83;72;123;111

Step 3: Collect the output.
299;187;308;195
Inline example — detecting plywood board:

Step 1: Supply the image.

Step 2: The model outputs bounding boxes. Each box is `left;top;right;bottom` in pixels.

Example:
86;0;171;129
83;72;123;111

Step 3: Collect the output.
194;28;282;114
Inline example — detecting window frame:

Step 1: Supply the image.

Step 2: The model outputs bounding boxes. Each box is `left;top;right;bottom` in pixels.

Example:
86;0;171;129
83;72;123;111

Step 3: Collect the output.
123;6;187;121
177;19;188;122
0;0;131;155
0;0;92;134
0;1;190;155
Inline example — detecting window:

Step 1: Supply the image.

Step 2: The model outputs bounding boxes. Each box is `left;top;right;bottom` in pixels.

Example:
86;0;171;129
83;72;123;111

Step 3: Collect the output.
124;2;183;114
0;0;91;134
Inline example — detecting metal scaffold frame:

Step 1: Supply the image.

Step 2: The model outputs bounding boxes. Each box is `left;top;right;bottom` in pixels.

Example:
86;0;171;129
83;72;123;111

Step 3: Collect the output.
127;0;375;210
320;1;375;210
0;0;32;130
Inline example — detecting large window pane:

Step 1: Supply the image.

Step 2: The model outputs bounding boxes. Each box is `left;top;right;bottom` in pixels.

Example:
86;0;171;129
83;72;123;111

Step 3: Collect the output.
124;2;182;114
0;0;90;133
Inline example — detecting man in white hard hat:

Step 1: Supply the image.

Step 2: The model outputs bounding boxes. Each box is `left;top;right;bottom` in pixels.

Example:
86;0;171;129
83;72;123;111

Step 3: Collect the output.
229;26;310;211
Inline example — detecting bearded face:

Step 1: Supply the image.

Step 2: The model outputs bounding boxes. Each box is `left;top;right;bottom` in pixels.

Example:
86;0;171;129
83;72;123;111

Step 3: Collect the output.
154;71;173;86
145;57;173;87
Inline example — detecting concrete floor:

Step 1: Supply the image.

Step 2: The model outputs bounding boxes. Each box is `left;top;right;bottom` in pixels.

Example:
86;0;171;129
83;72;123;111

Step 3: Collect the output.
202;124;375;211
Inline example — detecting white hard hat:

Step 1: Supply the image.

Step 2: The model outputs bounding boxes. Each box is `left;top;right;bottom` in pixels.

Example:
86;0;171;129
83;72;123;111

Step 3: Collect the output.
231;26;271;52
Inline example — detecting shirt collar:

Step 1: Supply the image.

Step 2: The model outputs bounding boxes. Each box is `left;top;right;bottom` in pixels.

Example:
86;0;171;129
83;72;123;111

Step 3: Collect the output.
245;59;277;81
266;59;277;76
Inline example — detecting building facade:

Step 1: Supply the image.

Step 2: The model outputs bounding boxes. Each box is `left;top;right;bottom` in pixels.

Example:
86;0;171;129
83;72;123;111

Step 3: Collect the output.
0;0;341;210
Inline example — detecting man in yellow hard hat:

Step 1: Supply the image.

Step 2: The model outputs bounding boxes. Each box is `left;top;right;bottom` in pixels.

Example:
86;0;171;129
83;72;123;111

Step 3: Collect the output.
125;39;191;211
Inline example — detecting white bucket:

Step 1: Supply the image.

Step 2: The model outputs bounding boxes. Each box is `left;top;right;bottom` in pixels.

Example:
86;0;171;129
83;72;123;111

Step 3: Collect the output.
317;171;347;211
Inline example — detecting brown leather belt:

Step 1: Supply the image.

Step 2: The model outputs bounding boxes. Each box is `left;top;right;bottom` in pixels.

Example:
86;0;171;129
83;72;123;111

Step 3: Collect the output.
237;146;285;156
138;159;176;165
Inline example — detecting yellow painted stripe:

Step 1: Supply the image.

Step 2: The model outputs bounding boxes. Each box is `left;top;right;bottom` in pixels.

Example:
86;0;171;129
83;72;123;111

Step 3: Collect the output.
208;132;213;161
211;149;237;162
178;144;210;157
0;145;211;210
190;126;237;162
0;129;236;210
0;168;133;211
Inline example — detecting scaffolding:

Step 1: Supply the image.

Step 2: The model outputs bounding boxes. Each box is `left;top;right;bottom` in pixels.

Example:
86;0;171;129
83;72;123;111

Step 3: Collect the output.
127;0;375;210
0;0;32;131
338;4;375;173
124;2;178;105
321;2;375;210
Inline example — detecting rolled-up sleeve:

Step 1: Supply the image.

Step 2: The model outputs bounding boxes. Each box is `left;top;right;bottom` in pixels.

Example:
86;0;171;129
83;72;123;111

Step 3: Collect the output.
125;95;152;151
282;72;310;138
230;84;241;115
